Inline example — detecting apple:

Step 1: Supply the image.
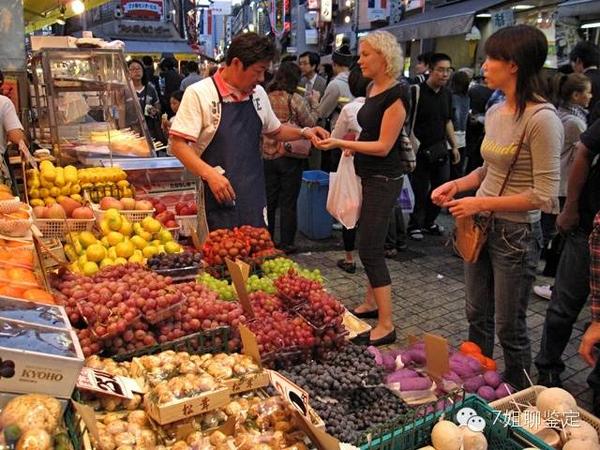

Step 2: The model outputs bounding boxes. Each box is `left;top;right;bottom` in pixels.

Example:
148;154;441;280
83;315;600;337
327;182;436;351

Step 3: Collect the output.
120;197;136;210
100;197;123;210
60;197;81;218
155;211;171;225
32;206;48;219
175;202;186;215
154;202;167;214
72;206;94;219
179;205;192;216
165;220;178;228
135;200;153;211
187;202;197;214
47;204;66;219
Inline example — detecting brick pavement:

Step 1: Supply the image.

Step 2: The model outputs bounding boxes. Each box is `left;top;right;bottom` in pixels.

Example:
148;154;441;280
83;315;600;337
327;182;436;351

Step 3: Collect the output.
291;213;595;411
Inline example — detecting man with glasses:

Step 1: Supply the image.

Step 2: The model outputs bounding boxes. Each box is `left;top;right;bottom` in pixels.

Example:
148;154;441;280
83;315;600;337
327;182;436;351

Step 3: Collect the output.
299;52;326;99
408;53;460;241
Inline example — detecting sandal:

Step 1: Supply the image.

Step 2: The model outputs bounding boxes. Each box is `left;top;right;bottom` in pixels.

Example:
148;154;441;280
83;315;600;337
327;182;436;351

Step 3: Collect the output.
337;259;356;274
408;229;424;241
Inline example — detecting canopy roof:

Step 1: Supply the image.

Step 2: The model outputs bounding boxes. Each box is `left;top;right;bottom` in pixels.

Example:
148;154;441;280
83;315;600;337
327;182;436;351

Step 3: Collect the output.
24;0;112;33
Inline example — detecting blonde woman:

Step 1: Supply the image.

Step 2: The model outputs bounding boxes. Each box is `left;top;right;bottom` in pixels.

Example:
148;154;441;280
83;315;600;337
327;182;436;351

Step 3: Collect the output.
317;31;409;345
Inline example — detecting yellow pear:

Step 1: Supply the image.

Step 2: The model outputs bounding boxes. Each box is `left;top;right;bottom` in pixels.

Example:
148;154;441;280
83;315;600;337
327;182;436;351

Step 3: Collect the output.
107;231;125;247
142;246;159;258
99;258;114;269
86;244;106;263
83;261;99;276
107;247;118;260
130;235;148;250
114;257;128;265
119;219;133;237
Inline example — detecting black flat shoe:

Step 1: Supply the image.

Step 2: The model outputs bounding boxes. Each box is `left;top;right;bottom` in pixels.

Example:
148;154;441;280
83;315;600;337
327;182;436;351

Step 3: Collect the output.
351;308;379;319
337;259;356;274
369;329;397;346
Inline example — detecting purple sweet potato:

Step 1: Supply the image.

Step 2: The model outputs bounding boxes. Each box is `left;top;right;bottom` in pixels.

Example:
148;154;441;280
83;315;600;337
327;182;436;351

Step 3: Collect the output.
495;382;515;399
442;371;462;384
385;369;419;384
477;385;497;401
406;349;426;366
397;377;433;391
449;360;476;379
381;353;397;371
465;355;483;373
483;370;502;389
463;375;485;393
367;346;384;366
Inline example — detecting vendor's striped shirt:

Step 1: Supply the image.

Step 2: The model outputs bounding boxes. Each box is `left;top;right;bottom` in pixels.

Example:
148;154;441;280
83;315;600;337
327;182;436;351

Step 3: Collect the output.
591;211;600;322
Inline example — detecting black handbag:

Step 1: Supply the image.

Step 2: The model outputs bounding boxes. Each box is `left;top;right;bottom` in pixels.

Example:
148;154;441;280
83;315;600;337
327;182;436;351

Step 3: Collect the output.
420;141;448;165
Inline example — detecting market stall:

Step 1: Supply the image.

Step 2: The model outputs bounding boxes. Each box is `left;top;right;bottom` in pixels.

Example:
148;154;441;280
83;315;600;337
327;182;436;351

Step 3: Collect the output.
0;152;598;450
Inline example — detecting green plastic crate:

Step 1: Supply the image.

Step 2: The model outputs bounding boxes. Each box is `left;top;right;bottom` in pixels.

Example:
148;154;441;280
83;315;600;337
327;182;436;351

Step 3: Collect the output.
360;394;549;450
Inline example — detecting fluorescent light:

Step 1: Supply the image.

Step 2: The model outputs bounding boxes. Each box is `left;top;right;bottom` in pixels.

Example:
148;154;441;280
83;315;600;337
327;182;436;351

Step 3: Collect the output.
344;15;351;23
56;17;66;25
581;22;600;29
512;4;534;10
71;0;85;15
476;13;491;18
248;23;255;31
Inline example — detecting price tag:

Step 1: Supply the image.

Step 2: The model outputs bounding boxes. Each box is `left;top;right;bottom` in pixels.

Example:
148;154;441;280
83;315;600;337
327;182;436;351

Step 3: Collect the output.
77;367;140;399
268;370;310;417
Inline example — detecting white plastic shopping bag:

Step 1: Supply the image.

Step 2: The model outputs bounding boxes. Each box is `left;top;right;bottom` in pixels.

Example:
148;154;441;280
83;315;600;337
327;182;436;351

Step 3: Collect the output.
327;156;362;229
397;175;415;213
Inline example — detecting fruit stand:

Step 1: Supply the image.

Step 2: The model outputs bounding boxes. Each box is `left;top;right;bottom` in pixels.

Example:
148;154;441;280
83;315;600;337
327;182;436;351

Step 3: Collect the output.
0;155;599;450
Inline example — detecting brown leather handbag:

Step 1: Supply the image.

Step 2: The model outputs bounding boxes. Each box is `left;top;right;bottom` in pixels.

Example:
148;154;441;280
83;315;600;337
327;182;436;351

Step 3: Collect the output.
453;109;539;263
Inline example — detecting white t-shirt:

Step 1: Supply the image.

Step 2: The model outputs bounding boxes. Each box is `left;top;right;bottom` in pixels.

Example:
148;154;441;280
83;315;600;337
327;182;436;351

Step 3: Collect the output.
170;78;281;144
0;96;23;152
331;97;365;140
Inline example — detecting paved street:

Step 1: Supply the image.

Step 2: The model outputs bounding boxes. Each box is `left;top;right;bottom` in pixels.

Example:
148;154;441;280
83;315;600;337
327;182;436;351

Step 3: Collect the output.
291;212;595;411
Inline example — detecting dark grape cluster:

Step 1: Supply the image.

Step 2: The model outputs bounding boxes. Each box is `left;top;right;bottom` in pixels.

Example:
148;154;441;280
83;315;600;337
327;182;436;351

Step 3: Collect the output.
147;252;201;270
281;345;407;444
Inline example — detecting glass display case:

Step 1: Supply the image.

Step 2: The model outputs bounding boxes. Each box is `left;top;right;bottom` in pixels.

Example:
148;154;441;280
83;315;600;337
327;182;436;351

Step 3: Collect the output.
29;48;156;165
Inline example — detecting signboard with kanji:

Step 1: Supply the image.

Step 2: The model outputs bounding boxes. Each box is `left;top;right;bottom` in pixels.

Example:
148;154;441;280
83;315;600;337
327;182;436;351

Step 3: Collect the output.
121;0;164;20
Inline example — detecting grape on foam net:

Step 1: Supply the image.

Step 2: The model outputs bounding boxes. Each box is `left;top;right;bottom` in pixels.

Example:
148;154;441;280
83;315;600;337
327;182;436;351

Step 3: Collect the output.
281;345;408;445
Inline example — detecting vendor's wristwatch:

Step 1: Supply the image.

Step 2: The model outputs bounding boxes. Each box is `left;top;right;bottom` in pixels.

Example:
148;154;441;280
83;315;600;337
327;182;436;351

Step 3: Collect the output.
301;127;311;138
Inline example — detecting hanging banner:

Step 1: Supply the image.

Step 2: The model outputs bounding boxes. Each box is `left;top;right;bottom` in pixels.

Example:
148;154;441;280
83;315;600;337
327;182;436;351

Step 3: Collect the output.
491;9;515;31
321;0;332;22
121;0;164;20
210;1;232;16
368;0;389;21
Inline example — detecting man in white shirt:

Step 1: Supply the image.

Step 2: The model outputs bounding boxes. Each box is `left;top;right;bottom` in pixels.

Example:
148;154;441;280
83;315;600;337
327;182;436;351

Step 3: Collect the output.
299;52;326;99
0;71;24;152
170;33;328;231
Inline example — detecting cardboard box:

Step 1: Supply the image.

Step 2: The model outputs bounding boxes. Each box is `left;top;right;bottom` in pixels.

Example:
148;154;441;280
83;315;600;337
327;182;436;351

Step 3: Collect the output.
343;309;372;339
222;370;271;395
31;36;77;51
0;319;84;399
145;386;230;425
0;297;71;329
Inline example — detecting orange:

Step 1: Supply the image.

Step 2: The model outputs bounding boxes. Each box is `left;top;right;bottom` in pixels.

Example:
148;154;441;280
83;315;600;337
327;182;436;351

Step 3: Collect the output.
0;285;25;298
7;210;30;220
482;357;497;372
7;268;38;285
0;192;14;200
459;341;483;355
11;249;34;268
22;289;55;304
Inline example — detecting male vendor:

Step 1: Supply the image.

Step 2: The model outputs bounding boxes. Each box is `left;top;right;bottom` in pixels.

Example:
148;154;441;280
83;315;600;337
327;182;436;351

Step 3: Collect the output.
170;33;328;230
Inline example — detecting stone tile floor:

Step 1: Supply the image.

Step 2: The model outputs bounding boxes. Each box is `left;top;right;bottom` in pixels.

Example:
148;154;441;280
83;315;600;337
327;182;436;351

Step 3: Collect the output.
291;213;595;411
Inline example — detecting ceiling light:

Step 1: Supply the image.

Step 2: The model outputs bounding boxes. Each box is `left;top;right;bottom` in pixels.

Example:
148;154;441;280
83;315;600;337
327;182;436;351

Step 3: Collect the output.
248;23;255;31
71;0;85;15
56;17;66;25
345;0;352;7
581;22;600;29
476;13;491;18
512;4;534;10
344;15;351;23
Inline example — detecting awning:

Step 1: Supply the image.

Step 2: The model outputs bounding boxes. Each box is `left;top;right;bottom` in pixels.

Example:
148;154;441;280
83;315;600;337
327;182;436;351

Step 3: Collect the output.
120;40;196;56
558;0;600;19
24;0;113;33
383;0;510;42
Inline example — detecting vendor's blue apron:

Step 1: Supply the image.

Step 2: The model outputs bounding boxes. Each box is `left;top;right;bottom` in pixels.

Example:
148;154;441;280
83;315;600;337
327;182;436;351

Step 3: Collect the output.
201;82;266;230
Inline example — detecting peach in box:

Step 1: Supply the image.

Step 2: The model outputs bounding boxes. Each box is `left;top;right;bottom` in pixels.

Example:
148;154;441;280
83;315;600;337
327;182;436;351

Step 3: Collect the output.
60;198;81;218
32;206;47;219
135;200;153;211
72;206;94;219
47;204;66;219
120;197;136;210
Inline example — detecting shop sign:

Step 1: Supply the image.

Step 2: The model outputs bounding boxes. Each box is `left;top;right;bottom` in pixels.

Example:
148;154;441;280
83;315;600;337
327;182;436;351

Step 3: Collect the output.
117;23;173;37
405;0;423;12
305;10;319;44
321;0;332;22
491;9;514;31
210;1;232;16
121;0;164;20
368;0;389;22
308;0;319;10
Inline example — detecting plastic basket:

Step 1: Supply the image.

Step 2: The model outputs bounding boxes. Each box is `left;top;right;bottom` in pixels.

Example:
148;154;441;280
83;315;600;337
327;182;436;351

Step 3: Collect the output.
297;170;333;240
110;326;230;362
175;214;196;237
360;393;549;450
167;225;180;241
34;218;95;238
92;204;154;223
490;385;600;443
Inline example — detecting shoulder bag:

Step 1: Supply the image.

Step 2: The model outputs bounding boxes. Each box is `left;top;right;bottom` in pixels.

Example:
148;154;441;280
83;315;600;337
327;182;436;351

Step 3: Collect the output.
453;106;553;263
282;94;311;159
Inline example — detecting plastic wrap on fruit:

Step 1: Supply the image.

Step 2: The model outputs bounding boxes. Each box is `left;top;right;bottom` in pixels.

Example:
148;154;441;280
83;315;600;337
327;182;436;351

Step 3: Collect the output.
171;441;190;450
0;394;61;435
205;362;233;380
201;409;228;429
100;395;123;412
179;360;201;375
126;410;148;427
14;429;52;450
209;431;228;446
123;395;142;411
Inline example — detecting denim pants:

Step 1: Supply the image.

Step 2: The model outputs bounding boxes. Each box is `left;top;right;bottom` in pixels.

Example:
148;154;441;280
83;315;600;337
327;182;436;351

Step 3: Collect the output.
465;219;542;389
535;229;591;377
264;157;304;246
358;175;403;288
